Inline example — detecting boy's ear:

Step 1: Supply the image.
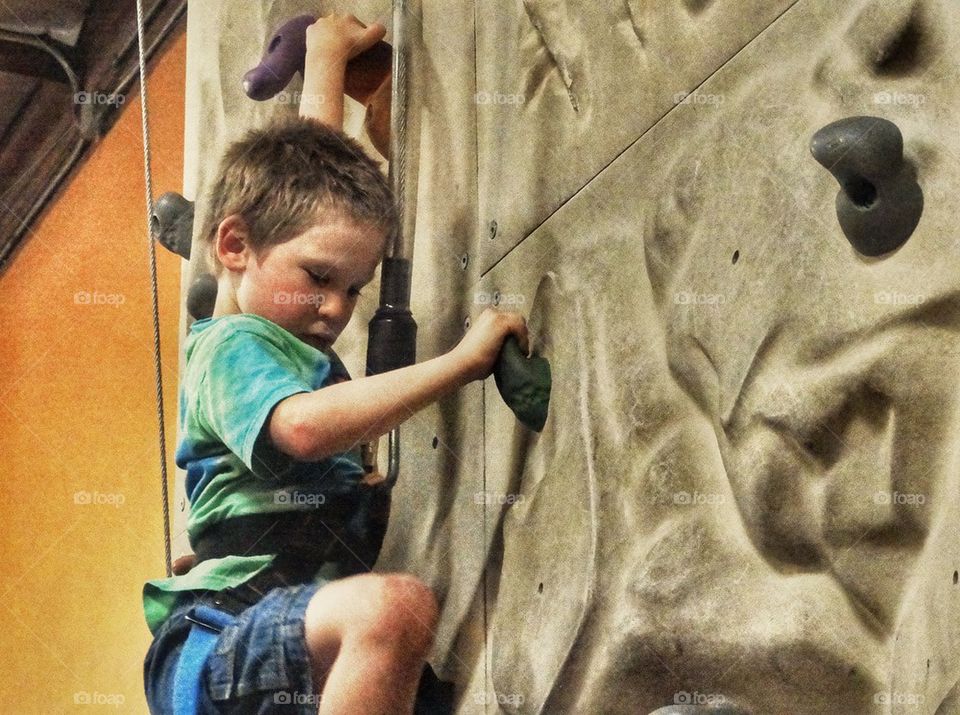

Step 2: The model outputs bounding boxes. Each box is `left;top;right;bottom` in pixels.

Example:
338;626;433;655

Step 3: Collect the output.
215;214;253;272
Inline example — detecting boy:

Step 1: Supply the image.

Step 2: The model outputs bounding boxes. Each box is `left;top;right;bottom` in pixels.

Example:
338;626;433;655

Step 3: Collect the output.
143;13;529;715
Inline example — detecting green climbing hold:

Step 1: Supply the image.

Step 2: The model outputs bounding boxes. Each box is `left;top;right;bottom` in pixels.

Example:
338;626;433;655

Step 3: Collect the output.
493;335;552;432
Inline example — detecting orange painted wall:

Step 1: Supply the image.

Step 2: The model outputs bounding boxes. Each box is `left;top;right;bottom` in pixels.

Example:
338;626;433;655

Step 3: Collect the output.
0;31;185;712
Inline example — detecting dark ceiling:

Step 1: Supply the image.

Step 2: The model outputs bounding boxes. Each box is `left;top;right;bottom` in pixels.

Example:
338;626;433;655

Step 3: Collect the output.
0;0;186;274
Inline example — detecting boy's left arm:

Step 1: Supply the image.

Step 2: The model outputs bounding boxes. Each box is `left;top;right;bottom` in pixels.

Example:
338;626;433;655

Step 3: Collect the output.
299;14;386;129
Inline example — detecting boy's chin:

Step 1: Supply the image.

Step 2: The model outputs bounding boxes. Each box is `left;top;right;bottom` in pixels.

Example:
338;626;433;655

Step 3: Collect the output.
301;335;330;351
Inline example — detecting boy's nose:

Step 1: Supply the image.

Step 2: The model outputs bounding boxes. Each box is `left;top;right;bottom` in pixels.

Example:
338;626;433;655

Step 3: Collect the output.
318;291;348;322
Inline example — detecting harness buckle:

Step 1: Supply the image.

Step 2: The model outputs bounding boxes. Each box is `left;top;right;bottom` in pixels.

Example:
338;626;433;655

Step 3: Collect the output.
183;612;225;633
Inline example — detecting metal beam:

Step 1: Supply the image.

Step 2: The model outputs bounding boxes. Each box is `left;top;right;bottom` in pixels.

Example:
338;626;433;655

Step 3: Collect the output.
0;32;82;84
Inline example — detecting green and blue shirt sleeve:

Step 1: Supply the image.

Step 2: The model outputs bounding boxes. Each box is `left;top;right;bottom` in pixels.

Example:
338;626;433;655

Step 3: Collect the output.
194;325;313;481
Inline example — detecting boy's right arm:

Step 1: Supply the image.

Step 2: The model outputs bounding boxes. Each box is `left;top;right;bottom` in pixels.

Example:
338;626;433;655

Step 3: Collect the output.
269;308;529;462
299;14;385;129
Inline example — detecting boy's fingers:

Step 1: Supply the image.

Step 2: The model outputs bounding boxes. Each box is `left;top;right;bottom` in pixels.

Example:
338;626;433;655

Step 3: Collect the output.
359;22;387;49
172;553;197;575
518;322;530;356
344;22;386;61
506;313;530;355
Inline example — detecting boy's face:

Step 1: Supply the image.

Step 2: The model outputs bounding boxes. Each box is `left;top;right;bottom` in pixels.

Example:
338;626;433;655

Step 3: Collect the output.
232;210;385;351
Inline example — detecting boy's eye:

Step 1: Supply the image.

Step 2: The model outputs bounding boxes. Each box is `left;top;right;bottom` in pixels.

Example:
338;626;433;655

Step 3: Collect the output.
348;287;364;299
305;269;328;285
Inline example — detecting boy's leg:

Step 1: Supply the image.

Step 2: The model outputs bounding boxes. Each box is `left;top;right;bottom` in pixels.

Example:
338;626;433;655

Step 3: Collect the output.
303;572;439;715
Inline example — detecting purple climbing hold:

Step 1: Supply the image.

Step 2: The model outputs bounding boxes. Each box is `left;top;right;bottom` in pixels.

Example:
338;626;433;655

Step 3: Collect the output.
243;14;317;101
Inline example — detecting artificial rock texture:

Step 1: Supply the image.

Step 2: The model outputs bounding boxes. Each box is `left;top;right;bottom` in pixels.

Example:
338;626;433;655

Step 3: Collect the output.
181;1;960;713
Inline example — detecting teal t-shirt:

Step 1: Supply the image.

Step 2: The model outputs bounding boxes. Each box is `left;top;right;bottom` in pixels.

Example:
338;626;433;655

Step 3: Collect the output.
142;313;366;635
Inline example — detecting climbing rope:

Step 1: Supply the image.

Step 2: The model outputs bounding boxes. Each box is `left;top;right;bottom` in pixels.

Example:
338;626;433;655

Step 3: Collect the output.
389;0;408;242
135;0;173;578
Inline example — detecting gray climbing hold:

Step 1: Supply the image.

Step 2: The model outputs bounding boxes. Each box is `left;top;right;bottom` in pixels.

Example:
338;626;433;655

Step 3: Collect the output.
810;115;923;257
152;192;195;260
187;273;218;321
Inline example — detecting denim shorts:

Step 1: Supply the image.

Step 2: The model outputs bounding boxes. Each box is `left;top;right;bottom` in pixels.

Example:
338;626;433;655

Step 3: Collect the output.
144;582;324;714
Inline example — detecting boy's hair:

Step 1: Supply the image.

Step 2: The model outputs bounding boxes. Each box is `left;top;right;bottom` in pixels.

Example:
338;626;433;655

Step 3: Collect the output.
199;115;397;273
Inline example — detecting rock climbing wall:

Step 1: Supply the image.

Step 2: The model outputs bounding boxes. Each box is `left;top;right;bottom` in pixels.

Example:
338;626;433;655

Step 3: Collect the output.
181;1;960;713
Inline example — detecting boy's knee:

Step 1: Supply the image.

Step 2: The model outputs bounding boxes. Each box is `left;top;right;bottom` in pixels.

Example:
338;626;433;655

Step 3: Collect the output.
305;573;439;658
359;573;439;654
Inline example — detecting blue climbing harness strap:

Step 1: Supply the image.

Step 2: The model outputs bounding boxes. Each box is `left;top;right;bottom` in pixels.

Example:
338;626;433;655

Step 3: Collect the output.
172;604;237;715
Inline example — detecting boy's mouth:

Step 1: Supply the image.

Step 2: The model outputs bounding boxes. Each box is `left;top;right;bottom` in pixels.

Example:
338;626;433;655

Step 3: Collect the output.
303;331;335;350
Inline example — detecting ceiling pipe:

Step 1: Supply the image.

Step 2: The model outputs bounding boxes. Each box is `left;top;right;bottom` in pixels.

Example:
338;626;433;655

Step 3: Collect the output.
0;0;187;274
